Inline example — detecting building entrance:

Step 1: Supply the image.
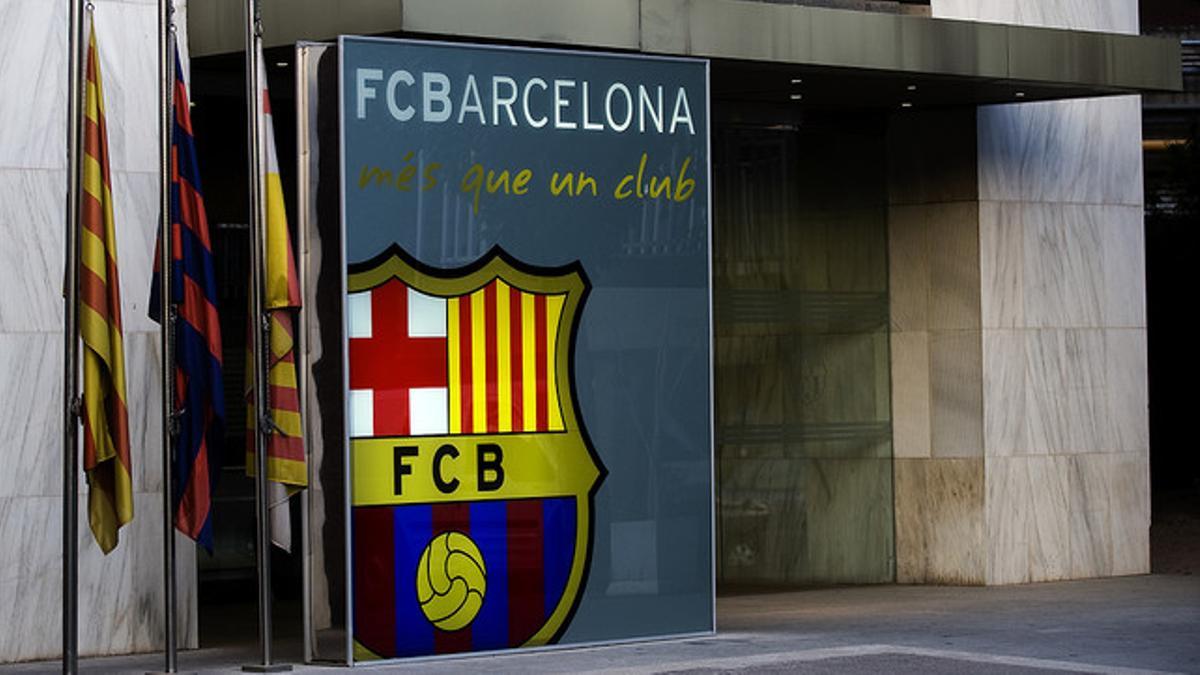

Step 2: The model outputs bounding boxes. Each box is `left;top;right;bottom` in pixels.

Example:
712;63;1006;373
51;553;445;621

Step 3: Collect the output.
185;46;901;653
187;47;306;656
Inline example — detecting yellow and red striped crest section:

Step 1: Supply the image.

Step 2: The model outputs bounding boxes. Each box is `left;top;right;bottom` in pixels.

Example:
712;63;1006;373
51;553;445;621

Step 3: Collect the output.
80;20;133;554
448;281;566;435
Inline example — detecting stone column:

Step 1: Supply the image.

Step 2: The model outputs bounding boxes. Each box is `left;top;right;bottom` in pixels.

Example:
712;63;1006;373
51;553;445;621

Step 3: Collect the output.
888;0;1150;585
974;94;1149;583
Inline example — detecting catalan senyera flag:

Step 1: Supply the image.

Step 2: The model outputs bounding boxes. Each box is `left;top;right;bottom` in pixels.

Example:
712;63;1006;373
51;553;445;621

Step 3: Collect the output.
80;21;133;555
149;46;226;553
245;50;306;551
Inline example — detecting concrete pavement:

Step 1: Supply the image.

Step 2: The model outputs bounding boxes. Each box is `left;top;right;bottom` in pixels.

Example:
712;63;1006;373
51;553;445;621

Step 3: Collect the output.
4;574;1198;674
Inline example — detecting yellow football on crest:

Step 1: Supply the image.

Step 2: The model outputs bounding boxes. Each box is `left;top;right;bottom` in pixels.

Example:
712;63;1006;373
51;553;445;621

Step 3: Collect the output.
416;531;487;631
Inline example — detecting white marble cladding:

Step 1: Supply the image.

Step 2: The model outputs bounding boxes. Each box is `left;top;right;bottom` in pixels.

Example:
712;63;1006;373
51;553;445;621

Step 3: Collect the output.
977;97;1144;208
894;458;985;584
0;495;197;661
923;0;1150;583
889;0;1147;585
981;329;1148;458
0;0;196;663
984;453;1149;583
887;161;985;463
979;201;1146;329
0;1;68;171
931;0;1138;34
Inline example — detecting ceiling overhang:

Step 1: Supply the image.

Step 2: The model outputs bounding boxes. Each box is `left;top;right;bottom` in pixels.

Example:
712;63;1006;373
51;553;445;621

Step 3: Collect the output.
188;0;1181;108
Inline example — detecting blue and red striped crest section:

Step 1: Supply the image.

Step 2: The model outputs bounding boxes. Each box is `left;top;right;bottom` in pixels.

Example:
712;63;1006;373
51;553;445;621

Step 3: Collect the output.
149;46;225;552
347;246;605;661
353;499;575;656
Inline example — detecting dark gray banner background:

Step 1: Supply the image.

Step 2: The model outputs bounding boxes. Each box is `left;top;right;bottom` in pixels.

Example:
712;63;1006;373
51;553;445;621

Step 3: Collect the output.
340;36;712;645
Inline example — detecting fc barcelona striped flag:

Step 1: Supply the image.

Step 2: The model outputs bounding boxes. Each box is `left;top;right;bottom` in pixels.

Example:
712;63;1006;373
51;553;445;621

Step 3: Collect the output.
346;247;604;660
80;19;133;555
149;46;225;552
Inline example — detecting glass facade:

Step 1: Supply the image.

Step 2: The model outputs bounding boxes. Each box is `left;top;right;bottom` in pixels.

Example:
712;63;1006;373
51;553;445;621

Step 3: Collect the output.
334;39;713;661
714;113;894;588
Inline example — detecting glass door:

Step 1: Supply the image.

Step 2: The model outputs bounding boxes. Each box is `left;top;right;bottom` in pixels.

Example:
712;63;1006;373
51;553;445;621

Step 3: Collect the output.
713;114;894;589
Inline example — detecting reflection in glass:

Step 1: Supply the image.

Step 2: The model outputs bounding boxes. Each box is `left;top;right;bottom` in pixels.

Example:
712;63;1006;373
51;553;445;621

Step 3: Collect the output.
714;115;894;588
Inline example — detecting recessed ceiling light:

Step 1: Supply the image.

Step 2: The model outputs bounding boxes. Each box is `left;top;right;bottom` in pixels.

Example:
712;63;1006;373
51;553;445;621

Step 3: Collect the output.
906;84;917;91
791;78;803;85
1015;91;1026;98
790;93;803;101
900;102;913;108
275;61;289;68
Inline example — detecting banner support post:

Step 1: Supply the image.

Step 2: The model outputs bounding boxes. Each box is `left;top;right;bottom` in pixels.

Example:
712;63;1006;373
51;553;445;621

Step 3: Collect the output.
62;0;86;672
152;0;178;672
243;0;290;671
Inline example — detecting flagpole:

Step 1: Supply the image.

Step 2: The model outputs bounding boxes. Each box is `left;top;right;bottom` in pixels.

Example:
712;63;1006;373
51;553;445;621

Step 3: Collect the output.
294;43;313;666
244;0;288;670
156;0;178;672
63;0;86;671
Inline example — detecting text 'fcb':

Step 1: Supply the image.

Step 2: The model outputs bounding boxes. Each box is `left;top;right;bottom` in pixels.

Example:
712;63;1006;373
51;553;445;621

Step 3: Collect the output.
351;433;599;507
393;442;505;495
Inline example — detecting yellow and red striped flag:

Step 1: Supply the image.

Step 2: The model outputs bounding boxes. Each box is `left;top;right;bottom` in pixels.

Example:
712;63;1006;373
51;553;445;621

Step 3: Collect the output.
246;49;305;550
80;20;133;554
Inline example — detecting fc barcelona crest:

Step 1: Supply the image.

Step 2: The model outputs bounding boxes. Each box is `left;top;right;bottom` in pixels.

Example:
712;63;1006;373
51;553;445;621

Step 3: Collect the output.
346;245;606;660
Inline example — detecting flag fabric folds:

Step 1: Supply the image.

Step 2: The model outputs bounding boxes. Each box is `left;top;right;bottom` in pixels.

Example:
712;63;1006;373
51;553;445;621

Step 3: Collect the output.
80;20;133;555
149;46;226;553
245;50;306;551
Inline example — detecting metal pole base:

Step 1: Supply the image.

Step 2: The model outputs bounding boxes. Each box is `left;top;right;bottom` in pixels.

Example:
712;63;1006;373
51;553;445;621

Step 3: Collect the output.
241;665;292;673
146;670;196;674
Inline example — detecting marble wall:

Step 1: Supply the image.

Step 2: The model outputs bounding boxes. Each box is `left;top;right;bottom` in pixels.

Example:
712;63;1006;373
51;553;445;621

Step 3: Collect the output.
888;0;1150;585
975;90;1149;583
888;106;988;584
931;0;1137;33
0;0;196;663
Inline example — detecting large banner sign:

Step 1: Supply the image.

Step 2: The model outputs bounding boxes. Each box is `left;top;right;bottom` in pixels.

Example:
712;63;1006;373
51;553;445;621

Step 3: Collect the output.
340;37;711;662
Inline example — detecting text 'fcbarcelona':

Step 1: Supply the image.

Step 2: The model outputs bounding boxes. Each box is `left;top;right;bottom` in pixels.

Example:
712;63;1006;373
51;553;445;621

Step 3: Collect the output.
355;68;697;135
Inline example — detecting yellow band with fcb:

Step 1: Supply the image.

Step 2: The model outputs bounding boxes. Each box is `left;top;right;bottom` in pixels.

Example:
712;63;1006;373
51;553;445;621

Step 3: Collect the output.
351;433;600;506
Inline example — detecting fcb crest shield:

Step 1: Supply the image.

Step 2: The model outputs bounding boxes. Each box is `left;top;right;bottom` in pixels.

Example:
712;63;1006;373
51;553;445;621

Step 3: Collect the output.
346;245;606;660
